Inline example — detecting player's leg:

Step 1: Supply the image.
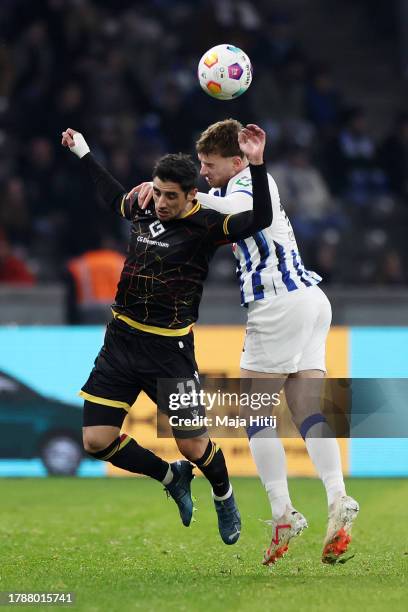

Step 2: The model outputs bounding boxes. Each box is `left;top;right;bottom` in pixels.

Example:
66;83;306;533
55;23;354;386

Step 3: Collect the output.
241;369;293;519
164;394;241;544
82;402;171;481
285;369;347;505
175;434;241;545
240;297;294;522
175;435;240;525
80;322;194;526
285;287;359;562
285;371;359;563
241;368;307;564
144;331;240;544
284;287;342;503
240;295;309;562
151;333;241;544
173;380;241;546
175;435;229;499
82;400;195;526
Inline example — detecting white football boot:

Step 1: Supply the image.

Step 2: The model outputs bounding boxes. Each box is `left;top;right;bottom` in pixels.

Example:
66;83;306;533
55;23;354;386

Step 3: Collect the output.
263;507;308;566
322;494;359;564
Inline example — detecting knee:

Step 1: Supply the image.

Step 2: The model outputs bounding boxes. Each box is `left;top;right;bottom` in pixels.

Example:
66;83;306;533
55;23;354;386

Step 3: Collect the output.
177;437;208;462
286;408;305;431
82;428;116;455
287;404;317;430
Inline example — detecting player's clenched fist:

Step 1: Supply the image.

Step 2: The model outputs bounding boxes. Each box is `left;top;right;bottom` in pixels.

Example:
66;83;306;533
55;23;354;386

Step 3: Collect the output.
61;128;90;158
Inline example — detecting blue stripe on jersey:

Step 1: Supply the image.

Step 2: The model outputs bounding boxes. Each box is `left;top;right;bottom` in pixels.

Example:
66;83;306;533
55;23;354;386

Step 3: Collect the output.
213;187;228;197
299;257;322;283
230;189;253;197
291;249;312;287
235;259;245;305
252;232;270;299
237;240;252;272
274;241;297;291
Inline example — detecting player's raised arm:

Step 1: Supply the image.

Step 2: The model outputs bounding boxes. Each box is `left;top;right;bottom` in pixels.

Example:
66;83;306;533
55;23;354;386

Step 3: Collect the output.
215;124;272;242
61;128;133;220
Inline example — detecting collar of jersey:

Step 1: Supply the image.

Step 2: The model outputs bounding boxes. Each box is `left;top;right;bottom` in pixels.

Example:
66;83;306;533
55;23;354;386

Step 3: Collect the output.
179;202;201;219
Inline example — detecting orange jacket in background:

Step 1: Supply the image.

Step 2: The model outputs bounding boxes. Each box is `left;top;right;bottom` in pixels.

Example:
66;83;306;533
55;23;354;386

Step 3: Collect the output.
67;249;125;305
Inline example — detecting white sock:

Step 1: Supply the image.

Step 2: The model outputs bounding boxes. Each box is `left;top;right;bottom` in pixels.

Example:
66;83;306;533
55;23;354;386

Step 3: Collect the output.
249;427;292;519
161;464;174;485
213;483;232;501
304;422;346;506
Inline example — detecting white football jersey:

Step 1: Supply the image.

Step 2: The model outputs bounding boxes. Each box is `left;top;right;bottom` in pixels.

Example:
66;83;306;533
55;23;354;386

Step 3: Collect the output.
198;167;322;305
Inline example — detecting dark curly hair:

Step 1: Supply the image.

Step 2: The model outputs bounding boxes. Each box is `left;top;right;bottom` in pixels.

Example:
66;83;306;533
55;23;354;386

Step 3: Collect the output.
152;153;198;194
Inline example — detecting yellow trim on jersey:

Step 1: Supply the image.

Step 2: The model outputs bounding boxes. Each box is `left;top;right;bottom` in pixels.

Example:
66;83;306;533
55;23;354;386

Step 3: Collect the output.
202;442;217;467
223;214;232;236
180;202;201;219
120;194;127;217
79;390;131;410
111;309;193;337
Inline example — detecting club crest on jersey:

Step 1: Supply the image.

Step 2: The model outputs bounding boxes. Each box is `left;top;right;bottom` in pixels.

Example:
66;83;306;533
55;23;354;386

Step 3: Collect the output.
149;220;166;237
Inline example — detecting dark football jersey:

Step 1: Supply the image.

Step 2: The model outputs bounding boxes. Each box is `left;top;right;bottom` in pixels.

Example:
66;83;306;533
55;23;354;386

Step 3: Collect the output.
114;199;231;329
81;154;272;332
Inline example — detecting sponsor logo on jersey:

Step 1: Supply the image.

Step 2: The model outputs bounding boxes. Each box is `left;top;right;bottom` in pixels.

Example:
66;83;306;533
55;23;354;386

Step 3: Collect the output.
137;236;169;248
149;220;166;237
234;176;252;188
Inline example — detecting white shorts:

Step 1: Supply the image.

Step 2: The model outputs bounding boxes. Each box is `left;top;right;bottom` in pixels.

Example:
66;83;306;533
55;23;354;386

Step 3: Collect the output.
240;285;332;374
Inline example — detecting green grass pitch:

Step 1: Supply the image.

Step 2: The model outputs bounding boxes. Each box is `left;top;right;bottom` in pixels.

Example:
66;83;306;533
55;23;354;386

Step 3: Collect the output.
1;477;407;611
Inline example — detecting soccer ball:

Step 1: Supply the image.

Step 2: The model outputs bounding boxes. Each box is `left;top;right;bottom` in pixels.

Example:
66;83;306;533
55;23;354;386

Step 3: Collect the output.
198;44;252;100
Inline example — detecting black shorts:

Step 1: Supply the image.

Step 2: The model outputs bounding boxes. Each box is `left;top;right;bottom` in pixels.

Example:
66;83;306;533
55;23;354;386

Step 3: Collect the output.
81;319;206;437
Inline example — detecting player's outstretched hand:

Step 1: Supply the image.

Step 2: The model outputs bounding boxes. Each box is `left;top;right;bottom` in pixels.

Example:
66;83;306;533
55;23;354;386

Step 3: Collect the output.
126;182;153;209
238;124;266;165
61;128;90;159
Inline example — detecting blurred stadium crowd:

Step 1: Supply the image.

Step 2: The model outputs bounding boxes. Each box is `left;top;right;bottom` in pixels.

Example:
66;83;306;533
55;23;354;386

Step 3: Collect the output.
1;0;407;290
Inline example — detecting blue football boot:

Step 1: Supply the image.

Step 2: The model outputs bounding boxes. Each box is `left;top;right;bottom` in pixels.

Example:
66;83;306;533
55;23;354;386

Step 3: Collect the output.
214;491;241;544
164;460;194;527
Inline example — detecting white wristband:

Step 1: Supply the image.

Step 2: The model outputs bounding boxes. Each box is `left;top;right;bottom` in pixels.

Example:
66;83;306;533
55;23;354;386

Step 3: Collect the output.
71;132;90;159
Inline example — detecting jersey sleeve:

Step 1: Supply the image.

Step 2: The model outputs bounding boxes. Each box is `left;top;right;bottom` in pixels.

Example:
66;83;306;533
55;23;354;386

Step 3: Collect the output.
80;153;136;220
198;190;253;214
199;173;282;223
205;164;273;244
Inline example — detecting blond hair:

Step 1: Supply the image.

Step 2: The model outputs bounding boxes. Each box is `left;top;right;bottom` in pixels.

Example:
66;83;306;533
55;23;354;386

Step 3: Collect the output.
196;118;244;158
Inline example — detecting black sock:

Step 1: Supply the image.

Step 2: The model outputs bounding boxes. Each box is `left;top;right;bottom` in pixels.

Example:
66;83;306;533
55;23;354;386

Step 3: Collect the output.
194;440;230;497
89;434;169;481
